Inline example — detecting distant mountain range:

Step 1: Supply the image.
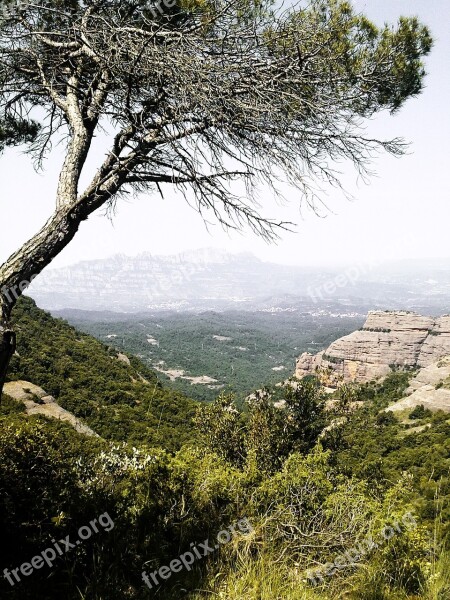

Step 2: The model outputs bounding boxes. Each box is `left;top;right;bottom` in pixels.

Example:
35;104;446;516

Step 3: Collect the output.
28;249;450;314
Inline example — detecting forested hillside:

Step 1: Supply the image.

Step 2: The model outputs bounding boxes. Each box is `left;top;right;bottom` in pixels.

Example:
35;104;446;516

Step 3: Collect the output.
4;297;197;449
1;297;449;599
63;309;363;403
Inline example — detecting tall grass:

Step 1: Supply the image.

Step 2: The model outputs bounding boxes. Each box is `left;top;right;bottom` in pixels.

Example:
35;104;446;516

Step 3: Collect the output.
189;554;330;600
189;493;449;600
421;484;450;600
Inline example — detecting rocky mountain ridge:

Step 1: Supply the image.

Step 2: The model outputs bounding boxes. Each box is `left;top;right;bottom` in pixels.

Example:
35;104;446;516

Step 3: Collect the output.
27;250;450;313
296;310;450;384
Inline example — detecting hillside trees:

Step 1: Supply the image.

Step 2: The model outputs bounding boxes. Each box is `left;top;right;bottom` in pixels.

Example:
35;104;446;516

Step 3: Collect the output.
1;412;436;599
0;0;432;394
6;297;197;448
196;380;326;471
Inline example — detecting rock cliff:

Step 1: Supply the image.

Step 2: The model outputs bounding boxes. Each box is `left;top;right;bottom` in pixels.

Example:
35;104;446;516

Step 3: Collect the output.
296;311;450;384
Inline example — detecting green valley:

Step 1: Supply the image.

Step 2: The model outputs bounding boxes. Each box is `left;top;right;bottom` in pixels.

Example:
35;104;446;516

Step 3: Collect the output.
61;309;363;403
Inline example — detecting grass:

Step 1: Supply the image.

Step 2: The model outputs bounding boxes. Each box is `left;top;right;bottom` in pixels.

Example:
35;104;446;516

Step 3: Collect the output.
188;497;450;600
189;553;450;600
421;551;450;599
189;555;330;600
420;485;450;600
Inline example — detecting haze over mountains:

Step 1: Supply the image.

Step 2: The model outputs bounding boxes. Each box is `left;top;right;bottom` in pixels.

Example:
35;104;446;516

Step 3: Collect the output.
28;248;450;315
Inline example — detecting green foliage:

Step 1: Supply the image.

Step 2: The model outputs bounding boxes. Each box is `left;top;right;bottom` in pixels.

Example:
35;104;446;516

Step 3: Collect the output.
0;300;447;600
0;393;25;416
370;371;412;409
69;310;363;404
376;411;398;427
410;405;433;420
0;115;39;153
188;452;435;600
193;393;246;466
321;382;450;544
1;364;448;599
195;379;326;474
322;353;344;364
333;383;360;416
283;379;326;454
266;0;432;116
245;390;287;473
0;416;107;598
374;15;433;111
7;297;198;449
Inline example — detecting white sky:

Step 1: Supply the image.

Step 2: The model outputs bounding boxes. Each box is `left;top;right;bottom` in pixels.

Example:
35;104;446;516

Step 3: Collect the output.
1;0;449;268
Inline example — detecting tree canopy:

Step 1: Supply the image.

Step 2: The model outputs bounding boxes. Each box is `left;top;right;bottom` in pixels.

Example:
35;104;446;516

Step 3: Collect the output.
0;0;432;394
0;0;432;239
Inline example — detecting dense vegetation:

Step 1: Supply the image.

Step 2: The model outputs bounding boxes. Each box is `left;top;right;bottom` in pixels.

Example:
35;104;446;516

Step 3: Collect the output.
0;299;449;599
6;297;197;449
65;310;363;403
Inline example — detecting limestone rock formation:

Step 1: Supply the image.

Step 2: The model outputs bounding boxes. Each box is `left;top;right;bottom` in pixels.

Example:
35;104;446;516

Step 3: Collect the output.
3;380;99;437
386;356;450;413
296;311;450;385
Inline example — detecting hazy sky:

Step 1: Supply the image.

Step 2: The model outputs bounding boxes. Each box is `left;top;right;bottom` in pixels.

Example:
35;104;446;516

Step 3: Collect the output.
1;0;449;268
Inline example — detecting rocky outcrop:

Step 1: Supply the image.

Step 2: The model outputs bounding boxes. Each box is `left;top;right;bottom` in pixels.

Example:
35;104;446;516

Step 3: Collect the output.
385;356;450;413
3;380;99;437
296;311;450;385
417;315;450;366
117;352;131;366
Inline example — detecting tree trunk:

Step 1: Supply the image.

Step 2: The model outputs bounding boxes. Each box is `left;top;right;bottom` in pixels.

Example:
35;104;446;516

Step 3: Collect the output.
0;208;83;400
0;302;15;398
0;181;122;400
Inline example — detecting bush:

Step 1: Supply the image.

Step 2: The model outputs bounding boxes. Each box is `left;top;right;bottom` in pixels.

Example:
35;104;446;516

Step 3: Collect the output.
409;405;432;420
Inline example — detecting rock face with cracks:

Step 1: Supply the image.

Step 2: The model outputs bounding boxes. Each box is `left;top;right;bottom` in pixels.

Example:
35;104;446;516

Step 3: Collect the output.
295;311;450;385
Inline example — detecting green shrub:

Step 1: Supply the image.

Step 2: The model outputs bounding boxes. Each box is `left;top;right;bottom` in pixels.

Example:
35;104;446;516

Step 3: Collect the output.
409;405;432;420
